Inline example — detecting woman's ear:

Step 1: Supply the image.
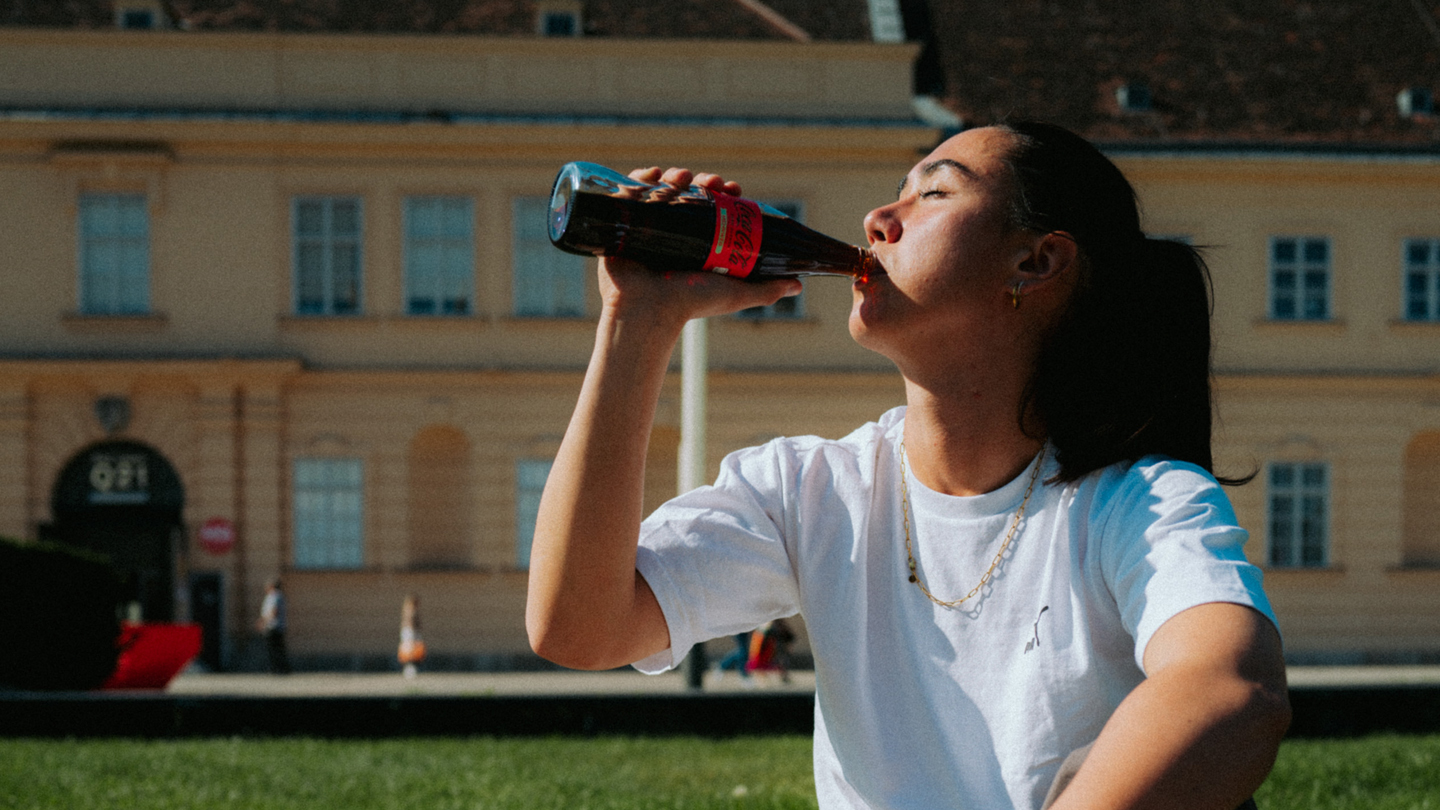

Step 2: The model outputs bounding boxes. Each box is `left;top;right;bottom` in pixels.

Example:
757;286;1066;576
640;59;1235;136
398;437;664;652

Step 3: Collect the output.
1017;231;1079;285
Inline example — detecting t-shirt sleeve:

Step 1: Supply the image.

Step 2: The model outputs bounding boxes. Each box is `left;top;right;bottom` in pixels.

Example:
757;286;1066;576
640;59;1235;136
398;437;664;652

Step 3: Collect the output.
1097;459;1279;672
632;441;803;674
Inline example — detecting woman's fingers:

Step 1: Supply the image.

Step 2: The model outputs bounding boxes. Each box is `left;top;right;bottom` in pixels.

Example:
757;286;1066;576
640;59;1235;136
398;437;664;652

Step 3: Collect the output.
599;255;801;322
627;166;664;183
690;172;742;196
627;167;743;198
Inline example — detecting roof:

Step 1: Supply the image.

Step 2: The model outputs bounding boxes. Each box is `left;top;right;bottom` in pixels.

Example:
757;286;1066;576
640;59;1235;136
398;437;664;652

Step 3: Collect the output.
7;0;1440;146
910;0;1440;146
2;0;873;41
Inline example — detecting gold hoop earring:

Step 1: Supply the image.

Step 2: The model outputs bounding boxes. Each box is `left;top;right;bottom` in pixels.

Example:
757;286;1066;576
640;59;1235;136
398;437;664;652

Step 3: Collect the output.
1010;281;1024;309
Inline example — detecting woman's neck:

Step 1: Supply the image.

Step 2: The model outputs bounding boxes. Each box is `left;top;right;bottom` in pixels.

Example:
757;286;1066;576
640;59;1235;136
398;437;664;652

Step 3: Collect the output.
900;377;1044;497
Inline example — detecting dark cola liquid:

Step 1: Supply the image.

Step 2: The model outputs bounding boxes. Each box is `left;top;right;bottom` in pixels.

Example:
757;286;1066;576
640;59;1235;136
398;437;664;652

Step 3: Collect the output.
552;190;871;280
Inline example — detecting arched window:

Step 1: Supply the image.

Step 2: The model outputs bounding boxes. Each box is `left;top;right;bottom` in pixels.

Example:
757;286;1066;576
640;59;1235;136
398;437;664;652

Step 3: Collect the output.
1403;432;1440;567
407;425;472;569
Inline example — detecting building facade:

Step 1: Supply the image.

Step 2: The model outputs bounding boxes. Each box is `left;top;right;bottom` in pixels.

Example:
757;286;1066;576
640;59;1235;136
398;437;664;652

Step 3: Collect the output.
0;23;928;669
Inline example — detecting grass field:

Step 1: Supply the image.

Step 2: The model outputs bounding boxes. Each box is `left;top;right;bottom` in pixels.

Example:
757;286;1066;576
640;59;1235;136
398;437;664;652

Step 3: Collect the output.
0;733;1436;809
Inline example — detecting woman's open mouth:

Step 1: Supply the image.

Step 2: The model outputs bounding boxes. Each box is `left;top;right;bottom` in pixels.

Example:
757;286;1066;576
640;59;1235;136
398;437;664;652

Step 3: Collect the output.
856;251;887;285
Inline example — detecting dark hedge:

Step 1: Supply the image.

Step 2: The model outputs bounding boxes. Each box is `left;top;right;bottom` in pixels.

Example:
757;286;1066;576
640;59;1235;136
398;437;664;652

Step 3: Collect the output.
0;536;120;691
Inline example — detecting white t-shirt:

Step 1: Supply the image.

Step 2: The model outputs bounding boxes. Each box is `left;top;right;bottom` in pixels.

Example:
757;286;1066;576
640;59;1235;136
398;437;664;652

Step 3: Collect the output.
634;407;1276;810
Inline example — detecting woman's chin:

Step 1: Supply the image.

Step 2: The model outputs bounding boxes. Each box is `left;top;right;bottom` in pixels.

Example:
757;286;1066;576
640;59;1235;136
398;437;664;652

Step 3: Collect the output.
847;305;885;349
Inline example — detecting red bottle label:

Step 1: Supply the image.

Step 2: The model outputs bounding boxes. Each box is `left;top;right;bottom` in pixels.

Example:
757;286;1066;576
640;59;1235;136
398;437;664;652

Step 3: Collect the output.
701;192;763;278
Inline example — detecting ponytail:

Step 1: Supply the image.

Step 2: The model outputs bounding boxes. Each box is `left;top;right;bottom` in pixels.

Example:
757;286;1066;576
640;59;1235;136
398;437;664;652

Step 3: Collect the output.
998;121;1249;485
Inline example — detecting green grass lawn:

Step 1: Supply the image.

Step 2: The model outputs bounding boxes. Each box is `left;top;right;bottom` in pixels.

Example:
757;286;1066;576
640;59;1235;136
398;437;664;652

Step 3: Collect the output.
0;733;1435;809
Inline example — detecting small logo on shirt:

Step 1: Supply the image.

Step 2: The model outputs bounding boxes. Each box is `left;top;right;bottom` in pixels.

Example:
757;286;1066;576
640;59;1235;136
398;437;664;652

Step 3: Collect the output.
1024;605;1050;653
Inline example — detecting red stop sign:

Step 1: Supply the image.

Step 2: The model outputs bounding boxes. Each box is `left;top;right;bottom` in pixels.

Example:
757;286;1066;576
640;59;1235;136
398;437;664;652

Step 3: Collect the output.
198;517;236;555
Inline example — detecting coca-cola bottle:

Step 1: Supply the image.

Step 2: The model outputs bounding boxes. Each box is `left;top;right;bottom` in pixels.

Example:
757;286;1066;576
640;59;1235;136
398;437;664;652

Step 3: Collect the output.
547;161;876;280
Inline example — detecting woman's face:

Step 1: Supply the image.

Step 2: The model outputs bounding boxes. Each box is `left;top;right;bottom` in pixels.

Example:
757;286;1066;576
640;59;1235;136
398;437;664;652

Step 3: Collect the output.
849;127;1035;369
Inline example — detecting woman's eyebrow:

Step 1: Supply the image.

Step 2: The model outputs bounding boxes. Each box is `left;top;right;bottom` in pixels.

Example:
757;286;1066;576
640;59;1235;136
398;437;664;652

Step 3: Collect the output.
895;158;978;198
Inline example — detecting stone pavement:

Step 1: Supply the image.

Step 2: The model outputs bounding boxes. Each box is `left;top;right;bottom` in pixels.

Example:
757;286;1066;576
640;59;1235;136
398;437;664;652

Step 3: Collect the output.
162;665;1440;697
1285;665;1440;688
6;665;1436;738
165;667;817;697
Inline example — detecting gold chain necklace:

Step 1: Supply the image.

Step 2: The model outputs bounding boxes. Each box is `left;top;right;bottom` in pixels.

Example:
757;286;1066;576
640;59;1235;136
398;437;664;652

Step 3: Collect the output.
898;441;1045;608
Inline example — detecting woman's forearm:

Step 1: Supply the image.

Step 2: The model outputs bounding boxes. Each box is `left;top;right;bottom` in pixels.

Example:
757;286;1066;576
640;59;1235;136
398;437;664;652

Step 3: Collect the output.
524;166;800;670
1049;665;1290;809
1049;603;1291;810
525;306;685;670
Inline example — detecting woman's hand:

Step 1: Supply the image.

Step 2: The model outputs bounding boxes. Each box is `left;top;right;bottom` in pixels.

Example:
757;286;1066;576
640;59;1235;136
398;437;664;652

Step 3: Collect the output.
597;167;802;332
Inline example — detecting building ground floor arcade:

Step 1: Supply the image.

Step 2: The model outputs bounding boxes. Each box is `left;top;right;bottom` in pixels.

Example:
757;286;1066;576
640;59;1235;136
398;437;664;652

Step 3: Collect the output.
1;359;1437;670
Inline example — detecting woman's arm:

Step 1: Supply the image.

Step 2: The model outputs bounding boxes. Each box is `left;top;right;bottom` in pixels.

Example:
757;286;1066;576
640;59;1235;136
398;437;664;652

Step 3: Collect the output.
524;168;802;671
1049;602;1291;810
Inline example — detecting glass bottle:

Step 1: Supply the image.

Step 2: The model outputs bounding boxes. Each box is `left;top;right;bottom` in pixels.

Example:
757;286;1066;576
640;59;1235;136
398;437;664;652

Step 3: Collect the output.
547;161;876;280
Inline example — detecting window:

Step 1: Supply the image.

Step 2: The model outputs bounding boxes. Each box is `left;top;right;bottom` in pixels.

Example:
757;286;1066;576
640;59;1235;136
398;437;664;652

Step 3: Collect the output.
1267;462;1329;568
515;458;553;569
1398;87;1434;119
293;458;364;570
1115;82;1153;113
1269;237;1330;321
512;196;585;317
542;11;577;36
404;196;474;316
536;3;581;36
737;201;806;320
78;193;150;315
867;0;905;43
1404;238;1440;321
293;196;362;315
115;2;162;28
119;8;155;28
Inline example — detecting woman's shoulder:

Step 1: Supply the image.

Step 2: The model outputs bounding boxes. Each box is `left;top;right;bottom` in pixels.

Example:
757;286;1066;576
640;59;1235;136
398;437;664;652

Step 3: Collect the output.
1082;453;1222;497
721;406;903;480
1077;454;1237;535
760;406;903;462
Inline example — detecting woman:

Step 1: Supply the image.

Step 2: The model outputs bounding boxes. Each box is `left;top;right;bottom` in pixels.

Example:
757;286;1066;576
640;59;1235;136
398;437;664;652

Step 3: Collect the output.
526;122;1290;810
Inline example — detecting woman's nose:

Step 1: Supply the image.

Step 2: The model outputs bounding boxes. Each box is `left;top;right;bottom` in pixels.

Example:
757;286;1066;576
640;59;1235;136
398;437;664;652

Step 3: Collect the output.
864;204;901;246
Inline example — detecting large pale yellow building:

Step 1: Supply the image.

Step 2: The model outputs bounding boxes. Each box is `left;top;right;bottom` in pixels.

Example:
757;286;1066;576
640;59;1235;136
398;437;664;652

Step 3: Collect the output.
2;6;1438;670
0;24;930;669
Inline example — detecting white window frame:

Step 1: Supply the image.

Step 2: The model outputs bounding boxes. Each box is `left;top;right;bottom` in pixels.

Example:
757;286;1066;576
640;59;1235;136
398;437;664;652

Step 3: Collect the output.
292;196;364;316
515;458;553;569
1269;236;1331;321
78;192;151;315
1267;461;1330;568
512;196;586;318
404;196;475;316
292;457;365;570
1403;238;1440;322
735;200;807;320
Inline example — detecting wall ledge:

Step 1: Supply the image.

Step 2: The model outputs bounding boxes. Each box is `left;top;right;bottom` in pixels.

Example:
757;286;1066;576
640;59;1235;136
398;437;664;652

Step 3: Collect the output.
1250;318;1347;335
61;312;168;333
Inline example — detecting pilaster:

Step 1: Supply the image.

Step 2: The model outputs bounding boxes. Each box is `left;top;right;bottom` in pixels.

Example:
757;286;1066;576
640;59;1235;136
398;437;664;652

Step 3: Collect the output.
0;384;28;539
237;382;285;631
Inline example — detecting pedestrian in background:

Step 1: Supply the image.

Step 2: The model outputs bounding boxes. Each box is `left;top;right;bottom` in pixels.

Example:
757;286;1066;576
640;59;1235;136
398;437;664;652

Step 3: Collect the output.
713;632;752;684
746;618;796;685
398;593;426;679
255;578;289;675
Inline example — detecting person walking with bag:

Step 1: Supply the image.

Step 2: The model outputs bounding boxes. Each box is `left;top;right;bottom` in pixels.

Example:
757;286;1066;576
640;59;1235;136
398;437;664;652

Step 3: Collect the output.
398;593;426;679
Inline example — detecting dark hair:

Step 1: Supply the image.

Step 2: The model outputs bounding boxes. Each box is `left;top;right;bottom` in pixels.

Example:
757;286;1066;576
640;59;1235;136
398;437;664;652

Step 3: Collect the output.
996;121;1250;485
